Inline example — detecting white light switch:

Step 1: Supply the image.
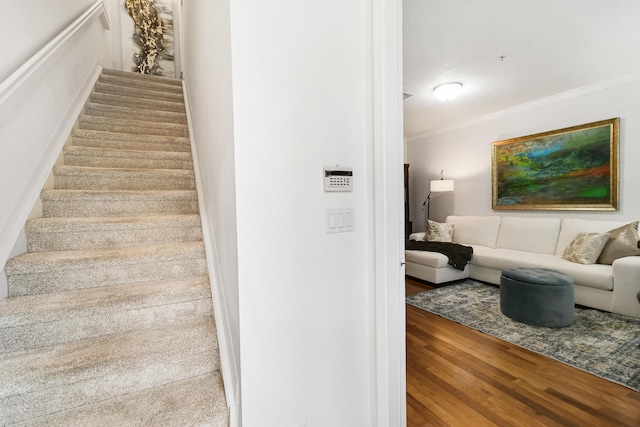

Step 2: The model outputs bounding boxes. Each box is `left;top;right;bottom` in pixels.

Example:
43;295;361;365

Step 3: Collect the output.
324;208;355;234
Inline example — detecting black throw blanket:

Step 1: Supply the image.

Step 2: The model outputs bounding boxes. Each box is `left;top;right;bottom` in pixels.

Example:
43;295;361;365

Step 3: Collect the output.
405;240;473;271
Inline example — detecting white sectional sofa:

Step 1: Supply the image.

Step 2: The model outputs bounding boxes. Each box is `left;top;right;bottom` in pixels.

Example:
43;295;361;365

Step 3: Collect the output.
405;215;640;318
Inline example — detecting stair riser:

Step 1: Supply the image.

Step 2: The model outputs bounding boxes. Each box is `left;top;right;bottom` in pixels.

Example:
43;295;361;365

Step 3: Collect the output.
83;103;187;124
64;152;193;170
89;92;186;113
94;83;184;104
7;258;207;297
54;174;195;191
0;299;213;354
98;74;183;94
78;120;189;138
27;225;202;252
1;349;218;425
42;197;199;218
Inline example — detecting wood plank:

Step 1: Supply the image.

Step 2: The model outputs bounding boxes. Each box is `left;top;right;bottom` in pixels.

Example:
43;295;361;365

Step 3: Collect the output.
406;277;434;295
405;277;640;426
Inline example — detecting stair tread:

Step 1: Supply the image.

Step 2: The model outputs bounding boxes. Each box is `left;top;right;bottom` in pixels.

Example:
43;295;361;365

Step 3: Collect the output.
102;68;183;87
31;372;228;427
84;101;187;124
0;278;213;354
73;128;190;144
83;102;187;124
5;241;205;274
27;214;201;232
26;214;203;253
0;320;219;423
0;276;211;328
64;145;193;161
53;166;196;191
40;190;200;218
89;92;186;113
0;318;217;395
71;138;192;154
54;164;195;177
41;188;198;200
94;82;184;103
78;117;189;138
98;73;184;94
79;114;188;131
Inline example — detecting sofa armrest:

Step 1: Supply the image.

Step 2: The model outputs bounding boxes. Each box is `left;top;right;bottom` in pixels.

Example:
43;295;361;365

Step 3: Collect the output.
408;232;425;241
611;256;640;318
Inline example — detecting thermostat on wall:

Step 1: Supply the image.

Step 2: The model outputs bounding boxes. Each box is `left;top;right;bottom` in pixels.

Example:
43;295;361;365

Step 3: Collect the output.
324;166;353;192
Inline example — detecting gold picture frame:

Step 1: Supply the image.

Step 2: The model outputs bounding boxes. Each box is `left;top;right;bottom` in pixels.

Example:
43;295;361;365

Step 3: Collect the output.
492;118;619;211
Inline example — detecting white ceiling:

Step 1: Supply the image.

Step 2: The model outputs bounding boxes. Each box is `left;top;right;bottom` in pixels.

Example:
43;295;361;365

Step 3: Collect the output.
403;0;640;139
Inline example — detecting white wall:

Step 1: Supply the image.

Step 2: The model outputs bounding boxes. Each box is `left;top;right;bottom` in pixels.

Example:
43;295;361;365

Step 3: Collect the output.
0;1;115;299
231;0;373;421
407;75;640;230
183;0;380;425
1;0;98;82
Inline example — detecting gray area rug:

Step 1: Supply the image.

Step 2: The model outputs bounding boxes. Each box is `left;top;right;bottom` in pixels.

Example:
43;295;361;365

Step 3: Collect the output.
406;280;640;392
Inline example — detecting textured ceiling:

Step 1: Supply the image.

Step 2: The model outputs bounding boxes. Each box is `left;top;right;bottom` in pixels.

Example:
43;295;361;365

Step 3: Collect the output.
403;0;640;139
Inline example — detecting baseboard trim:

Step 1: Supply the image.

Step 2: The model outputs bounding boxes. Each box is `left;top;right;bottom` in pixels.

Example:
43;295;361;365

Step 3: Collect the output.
182;79;240;411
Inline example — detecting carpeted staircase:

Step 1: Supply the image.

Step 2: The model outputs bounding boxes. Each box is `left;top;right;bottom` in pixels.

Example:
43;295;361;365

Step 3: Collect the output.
0;69;229;426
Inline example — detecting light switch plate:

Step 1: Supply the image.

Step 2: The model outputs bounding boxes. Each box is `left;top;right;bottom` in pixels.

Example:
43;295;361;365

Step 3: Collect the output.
325;208;355;233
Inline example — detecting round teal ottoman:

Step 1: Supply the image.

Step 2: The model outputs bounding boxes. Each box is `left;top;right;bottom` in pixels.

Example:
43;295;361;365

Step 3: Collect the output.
500;267;575;327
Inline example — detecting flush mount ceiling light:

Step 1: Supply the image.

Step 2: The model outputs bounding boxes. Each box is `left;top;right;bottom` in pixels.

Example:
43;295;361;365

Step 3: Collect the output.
433;82;463;102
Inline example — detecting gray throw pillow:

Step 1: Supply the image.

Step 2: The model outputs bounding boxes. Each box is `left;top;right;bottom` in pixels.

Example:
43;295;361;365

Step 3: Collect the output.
597;221;640;265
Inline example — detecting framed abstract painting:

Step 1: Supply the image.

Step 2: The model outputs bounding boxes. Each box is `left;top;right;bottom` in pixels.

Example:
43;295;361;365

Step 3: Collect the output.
492;118;619;211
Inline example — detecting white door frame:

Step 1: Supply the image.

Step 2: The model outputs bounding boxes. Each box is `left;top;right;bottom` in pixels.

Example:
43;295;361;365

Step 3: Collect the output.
371;0;405;425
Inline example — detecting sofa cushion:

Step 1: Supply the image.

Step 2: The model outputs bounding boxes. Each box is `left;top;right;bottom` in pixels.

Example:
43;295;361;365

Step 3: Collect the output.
562;232;610;264
445;215;501;248
405;249;450;268
597;221;640;265
495;216;561;255
555;218;629;256
405;244;492;268
471;248;614;291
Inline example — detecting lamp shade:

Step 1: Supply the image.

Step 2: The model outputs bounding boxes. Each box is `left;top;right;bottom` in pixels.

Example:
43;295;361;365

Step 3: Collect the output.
433;82;463;102
430;179;454;192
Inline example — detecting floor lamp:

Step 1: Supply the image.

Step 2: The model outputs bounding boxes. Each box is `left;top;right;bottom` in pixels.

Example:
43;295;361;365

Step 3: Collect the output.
422;174;454;220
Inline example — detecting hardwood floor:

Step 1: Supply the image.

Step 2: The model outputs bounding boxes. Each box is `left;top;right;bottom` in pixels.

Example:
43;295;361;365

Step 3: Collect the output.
405;276;640;426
